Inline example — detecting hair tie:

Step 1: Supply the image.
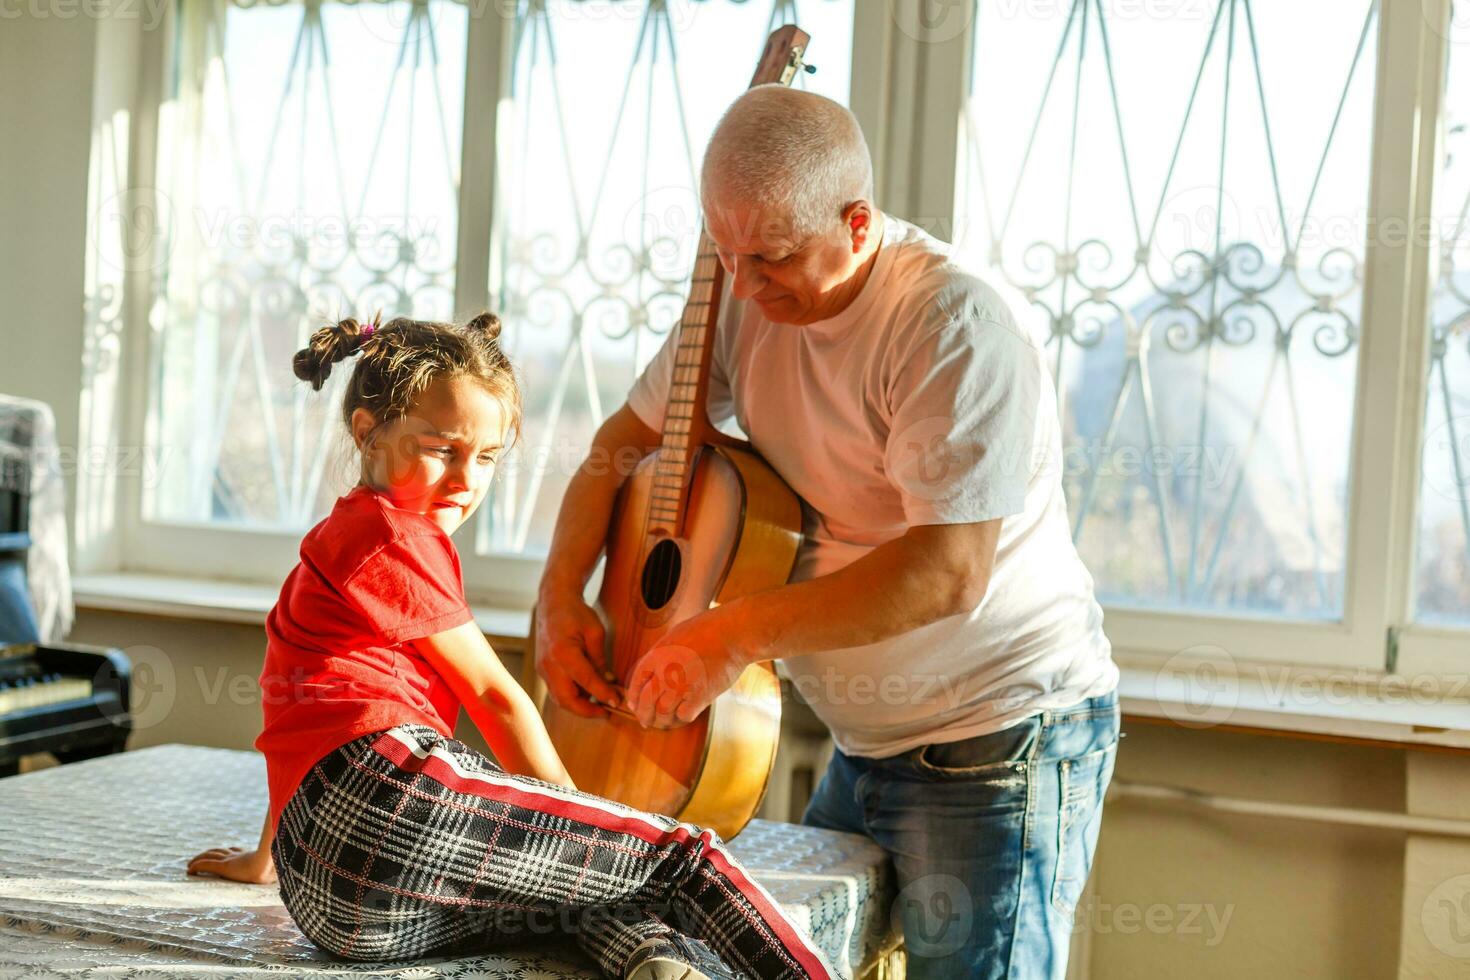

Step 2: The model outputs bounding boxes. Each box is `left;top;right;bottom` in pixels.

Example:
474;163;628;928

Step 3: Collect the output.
359;310;383;340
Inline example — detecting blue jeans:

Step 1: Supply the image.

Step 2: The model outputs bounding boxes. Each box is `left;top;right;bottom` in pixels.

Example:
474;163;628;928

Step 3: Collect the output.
802;690;1119;980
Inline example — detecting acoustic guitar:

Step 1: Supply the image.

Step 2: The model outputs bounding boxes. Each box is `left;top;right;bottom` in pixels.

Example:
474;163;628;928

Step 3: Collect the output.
532;27;812;841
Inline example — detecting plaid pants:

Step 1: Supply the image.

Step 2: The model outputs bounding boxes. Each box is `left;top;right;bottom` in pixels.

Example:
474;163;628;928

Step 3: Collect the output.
272;724;833;979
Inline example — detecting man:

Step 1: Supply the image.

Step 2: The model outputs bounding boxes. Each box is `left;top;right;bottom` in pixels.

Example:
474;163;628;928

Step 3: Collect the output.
535;84;1119;980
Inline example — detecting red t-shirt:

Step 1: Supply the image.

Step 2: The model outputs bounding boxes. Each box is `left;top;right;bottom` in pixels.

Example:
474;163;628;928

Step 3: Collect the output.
255;484;475;834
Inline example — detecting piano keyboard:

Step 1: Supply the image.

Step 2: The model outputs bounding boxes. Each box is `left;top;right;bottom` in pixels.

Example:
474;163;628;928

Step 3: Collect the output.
0;673;93;713
0;420;134;774
0;644;95;714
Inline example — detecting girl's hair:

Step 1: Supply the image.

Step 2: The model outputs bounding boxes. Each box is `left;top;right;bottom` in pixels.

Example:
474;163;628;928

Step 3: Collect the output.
291;312;522;449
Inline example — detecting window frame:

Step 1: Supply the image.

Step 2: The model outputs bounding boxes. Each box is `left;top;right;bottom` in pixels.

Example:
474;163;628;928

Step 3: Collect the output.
933;0;1453;675
104;0;884;610
95;0;1461;674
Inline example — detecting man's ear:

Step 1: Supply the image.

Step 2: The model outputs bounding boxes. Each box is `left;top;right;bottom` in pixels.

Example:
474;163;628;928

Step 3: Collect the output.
843;201;873;253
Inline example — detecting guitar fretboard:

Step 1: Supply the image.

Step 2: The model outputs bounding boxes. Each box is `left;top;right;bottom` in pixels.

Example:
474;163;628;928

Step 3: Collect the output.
641;25;806;539
648;236;723;536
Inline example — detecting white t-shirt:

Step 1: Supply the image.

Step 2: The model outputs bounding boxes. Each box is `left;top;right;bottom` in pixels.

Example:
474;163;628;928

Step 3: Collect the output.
625;213;1118;758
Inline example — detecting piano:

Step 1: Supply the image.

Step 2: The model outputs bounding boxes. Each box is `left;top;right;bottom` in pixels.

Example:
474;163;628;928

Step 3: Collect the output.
0;446;131;777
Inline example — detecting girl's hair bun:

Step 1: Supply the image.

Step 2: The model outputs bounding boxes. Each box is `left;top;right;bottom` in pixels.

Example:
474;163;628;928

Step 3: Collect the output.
465;311;503;341
292;317;373;391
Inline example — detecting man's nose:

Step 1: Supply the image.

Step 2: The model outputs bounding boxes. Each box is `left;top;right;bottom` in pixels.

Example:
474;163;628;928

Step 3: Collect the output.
728;255;766;300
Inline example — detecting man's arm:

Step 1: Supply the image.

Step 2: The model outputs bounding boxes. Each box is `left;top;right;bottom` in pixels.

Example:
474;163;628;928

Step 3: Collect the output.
625;518;1002;727
534;403;662;716
731;518;1001;661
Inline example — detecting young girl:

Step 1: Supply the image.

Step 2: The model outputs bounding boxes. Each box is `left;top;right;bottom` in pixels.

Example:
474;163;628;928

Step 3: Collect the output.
185;313;833;980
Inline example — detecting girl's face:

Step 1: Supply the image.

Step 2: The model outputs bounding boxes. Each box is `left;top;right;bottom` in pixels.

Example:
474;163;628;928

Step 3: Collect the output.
352;374;510;535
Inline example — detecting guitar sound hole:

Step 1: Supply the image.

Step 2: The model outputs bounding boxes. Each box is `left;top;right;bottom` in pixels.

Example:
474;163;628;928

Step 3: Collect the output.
640;539;682;611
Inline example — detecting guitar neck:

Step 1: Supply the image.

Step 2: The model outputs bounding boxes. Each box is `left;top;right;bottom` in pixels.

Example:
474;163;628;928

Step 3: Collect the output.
647;24;810;539
650;235;724;537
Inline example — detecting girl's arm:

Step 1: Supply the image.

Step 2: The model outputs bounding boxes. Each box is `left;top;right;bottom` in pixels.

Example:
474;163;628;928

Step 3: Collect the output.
186;809;276;884
413;620;578;789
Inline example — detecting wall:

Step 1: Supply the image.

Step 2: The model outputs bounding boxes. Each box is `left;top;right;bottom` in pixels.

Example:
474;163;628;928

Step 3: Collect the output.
62;609;511;761
1093;723;1405;980
0;15;95;522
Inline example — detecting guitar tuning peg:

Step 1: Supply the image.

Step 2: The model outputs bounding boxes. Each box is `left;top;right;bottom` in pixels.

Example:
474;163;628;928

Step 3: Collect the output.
803;63;817;74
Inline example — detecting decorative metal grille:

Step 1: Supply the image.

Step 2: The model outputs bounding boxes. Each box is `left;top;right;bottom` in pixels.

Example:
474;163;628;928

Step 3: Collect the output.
959;0;1378;618
146;0;853;559
147;0;468;528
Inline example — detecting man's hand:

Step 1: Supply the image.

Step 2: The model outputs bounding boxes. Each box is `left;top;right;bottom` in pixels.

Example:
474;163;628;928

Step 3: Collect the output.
626;607;754;729
534;589;623;718
186;845;276;884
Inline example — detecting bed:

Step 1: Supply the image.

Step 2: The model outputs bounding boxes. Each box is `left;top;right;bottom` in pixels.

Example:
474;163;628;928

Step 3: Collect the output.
0;745;901;978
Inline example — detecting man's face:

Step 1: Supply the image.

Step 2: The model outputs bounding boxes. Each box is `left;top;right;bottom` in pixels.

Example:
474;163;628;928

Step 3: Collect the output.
355;375;508;535
703;197;866;325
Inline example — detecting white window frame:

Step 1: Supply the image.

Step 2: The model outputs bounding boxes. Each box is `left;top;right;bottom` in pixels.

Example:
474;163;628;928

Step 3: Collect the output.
89;0;1461;676
915;0;1454;677
97;0;890;610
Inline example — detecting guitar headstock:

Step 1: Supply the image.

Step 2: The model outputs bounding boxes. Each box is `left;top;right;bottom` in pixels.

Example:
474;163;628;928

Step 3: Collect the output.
748;24;814;88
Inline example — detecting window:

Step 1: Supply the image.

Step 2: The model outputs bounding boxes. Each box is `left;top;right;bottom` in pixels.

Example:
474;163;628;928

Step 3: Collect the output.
147;0;469;529
106;0;1451;672
957;0;1377;620
482;0;853;556
130;0;855;598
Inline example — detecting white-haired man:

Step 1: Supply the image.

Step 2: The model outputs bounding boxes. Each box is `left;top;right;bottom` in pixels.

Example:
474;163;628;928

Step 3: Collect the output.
536;85;1119;980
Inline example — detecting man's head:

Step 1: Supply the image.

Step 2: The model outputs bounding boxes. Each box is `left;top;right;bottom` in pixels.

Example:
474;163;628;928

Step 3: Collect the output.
700;85;880;325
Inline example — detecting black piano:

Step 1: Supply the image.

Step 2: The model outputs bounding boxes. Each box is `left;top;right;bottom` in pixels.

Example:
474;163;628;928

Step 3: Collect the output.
0;449;131;777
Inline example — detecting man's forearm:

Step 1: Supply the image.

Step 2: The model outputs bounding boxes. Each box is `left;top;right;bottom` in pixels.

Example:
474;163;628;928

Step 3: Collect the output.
724;529;984;664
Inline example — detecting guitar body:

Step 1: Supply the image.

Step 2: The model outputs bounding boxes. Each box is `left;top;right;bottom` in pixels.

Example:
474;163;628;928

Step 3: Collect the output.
540;443;801;839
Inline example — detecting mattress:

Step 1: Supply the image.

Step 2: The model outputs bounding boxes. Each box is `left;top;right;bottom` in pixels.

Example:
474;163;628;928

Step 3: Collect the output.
0;745;897;978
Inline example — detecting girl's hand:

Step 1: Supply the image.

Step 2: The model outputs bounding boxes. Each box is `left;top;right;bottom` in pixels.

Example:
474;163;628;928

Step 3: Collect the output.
186;845;277;884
